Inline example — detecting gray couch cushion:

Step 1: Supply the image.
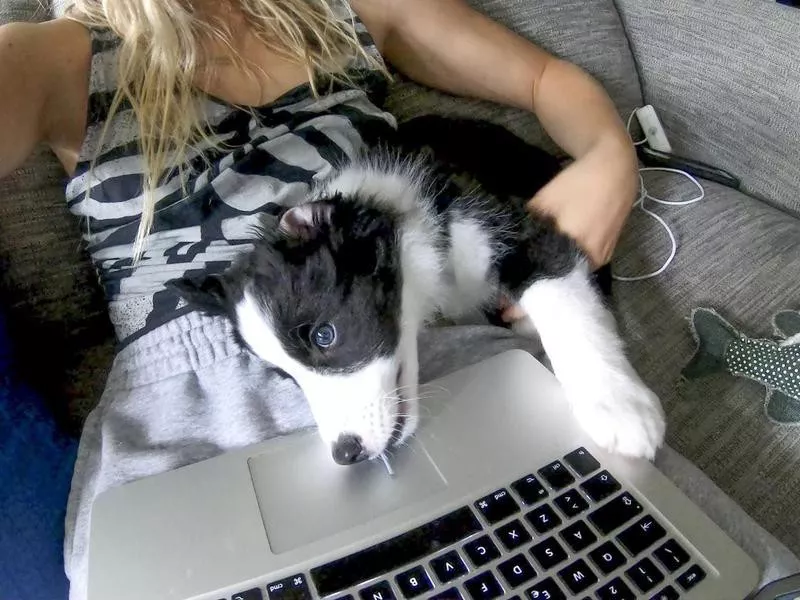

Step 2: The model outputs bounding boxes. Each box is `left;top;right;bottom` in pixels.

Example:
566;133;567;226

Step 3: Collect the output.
615;0;800;217
386;0;643;156
611;177;800;555
0;0;48;22
0;144;116;431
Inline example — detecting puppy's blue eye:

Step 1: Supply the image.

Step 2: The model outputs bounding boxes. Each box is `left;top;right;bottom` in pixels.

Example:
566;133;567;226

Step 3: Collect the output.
312;323;336;348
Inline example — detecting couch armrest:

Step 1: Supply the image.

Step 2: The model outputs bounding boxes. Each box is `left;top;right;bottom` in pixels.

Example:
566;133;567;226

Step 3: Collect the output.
615;0;800;217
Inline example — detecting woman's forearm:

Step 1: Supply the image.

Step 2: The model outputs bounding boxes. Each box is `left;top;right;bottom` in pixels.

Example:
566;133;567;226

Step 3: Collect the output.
371;0;632;164
532;57;635;164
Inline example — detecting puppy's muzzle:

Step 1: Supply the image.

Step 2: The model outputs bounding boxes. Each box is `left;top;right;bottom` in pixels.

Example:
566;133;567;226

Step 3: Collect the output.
332;434;368;465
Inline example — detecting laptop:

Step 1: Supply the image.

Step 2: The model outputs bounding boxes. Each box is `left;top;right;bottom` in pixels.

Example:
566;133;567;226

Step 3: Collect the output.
87;350;760;600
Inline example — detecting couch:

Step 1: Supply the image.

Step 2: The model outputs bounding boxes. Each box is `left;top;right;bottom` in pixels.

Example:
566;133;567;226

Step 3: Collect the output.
1;0;799;566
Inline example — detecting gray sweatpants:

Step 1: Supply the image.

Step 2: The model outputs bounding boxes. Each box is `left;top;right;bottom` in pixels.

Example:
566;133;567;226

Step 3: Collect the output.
64;312;799;600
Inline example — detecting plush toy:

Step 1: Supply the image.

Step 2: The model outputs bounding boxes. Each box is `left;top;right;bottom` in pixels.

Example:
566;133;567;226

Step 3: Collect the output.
682;308;800;424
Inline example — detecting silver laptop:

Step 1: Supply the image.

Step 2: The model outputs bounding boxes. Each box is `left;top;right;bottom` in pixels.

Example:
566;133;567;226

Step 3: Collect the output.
87;350;760;600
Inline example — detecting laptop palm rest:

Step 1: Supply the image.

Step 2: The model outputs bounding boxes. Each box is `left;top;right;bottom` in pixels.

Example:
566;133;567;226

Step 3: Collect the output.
248;435;447;553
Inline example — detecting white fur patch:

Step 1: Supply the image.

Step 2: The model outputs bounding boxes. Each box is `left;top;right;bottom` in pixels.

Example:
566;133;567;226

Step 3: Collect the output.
235;291;409;456
517;263;666;459
316;158;428;215
440;218;494;319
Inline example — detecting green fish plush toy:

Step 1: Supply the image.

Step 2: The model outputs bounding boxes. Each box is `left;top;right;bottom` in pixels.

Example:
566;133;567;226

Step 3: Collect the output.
682;308;800;423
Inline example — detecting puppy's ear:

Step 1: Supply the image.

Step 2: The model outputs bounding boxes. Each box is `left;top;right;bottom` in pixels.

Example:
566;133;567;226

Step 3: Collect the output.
167;274;230;316
279;202;334;240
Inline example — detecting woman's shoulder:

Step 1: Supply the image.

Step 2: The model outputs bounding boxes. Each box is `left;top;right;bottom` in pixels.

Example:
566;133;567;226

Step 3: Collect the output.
0;18;92;173
348;0;394;53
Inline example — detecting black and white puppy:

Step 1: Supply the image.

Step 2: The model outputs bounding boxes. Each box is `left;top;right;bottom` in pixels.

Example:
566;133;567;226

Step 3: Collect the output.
173;117;665;466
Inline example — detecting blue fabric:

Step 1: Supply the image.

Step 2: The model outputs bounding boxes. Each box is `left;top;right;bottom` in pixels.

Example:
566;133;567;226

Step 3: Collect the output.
0;312;78;600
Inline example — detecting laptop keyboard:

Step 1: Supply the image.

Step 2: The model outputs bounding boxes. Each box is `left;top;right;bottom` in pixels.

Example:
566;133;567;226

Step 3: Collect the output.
226;447;707;600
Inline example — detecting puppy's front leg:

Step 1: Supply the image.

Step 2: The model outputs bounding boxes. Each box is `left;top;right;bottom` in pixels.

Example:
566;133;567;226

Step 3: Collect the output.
517;261;666;459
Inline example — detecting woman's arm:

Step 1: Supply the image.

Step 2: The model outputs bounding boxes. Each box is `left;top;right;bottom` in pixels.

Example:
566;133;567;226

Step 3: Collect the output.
354;0;638;267
0;20;89;180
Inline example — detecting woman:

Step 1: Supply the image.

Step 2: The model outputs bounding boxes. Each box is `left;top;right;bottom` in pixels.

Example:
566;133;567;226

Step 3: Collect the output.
0;1;638;598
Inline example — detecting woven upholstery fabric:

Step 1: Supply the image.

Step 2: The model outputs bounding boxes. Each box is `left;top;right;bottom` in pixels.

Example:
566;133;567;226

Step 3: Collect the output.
611;176;800;554
615;0;800;217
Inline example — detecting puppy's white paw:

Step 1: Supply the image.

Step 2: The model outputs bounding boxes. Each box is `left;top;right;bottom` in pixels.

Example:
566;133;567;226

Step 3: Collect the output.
570;375;666;460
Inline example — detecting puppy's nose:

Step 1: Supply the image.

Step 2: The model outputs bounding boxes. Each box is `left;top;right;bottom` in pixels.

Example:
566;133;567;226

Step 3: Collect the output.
332;434;367;465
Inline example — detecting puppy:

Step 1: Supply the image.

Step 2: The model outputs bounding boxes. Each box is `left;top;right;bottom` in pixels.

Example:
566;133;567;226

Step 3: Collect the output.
172;117;665;466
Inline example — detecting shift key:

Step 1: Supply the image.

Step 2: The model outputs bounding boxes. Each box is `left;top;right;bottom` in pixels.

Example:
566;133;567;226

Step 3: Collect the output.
588;493;643;535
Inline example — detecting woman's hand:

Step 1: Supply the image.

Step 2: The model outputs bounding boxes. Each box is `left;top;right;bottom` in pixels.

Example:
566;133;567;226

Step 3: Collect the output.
528;134;639;268
501;135;637;323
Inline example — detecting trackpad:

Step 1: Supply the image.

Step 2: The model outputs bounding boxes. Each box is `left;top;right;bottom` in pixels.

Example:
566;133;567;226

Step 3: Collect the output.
248;434;447;554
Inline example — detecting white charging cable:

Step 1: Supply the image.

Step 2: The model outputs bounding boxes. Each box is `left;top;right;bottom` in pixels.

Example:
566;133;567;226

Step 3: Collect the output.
612;109;705;282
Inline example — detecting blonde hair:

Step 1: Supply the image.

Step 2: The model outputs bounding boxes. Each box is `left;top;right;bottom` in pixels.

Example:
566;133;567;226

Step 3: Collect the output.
65;0;386;258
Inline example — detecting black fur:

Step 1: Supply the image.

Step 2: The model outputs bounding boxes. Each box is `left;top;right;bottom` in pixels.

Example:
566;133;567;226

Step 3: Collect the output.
171;197;403;374
393;115;563;201
395;116;613;300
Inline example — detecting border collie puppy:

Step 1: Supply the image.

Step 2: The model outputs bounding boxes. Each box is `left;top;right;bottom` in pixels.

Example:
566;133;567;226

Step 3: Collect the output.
173;117;665;466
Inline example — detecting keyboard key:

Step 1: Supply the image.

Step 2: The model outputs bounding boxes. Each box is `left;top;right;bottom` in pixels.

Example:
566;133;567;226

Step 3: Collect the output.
475;489;519;524
431;550;468;583
525;504;562;534
538;461;575;490
530;537;568;570
496;519;532;550
395;566;433;598
559;520;597;552
677;564;706;590
498;554;536;588
649;586;679;600
580;470;621;502
311;507;480;596
232;589;263;600
266;573;312;600
430;588;463;600
625;557;664;592
464;571;504;600
335;596;354;600
525;577;566;600
554;489;589;517
512;474;549;505
563;447;601;476
596;577;635;600
464;535;500;567
589;541;627;574
588;492;643;535
653;539;690;572
359;581;396;600
617;515;666;555
558;559;597;595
